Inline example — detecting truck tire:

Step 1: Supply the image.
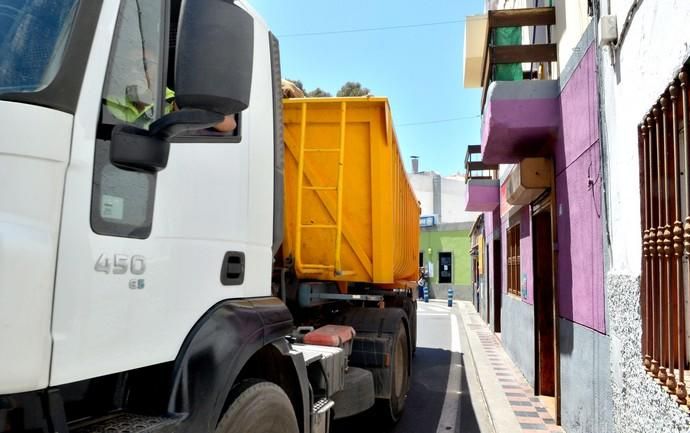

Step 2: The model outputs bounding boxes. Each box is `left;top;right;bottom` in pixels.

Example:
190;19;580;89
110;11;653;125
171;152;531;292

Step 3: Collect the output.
216;380;299;433
376;322;409;424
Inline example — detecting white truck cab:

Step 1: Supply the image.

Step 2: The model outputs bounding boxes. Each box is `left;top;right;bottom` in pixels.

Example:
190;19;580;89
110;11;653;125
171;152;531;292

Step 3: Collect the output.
1;0;294;430
0;1;413;432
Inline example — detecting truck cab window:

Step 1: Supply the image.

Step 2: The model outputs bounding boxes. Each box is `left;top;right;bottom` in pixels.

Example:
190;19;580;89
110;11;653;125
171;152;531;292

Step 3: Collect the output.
0;0;79;95
92;0;164;239
101;0;166;129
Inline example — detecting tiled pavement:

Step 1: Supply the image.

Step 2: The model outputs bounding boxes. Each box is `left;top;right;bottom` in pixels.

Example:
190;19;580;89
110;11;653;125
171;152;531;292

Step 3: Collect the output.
473;327;564;433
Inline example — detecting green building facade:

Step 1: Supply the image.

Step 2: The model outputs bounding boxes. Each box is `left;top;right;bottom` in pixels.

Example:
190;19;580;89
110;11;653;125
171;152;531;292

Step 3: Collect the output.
419;222;473;300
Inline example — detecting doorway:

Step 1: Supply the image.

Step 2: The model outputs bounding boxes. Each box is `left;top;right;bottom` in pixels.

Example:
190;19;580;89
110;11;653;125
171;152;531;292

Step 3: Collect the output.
493;238;502;333
438;252;452;284
532;207;558;419
470;248;479;311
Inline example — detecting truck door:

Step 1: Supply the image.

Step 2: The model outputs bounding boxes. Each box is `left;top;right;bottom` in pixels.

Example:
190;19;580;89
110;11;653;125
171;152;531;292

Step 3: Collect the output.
50;0;275;386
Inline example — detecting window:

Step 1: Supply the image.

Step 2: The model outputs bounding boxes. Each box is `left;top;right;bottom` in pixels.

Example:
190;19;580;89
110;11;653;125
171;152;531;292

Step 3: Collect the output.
0;0;79;94
91;0;165;238
101;0;166;128
507;224;521;297
439;252;452;284
638;67;690;402
420;215;436;227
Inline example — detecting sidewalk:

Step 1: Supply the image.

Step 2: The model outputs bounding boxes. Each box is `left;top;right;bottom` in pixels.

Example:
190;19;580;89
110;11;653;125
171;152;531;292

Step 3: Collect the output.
454;301;565;433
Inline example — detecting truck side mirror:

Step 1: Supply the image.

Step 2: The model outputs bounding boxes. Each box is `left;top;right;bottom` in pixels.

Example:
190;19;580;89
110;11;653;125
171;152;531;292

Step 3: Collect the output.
174;0;254;114
110;125;170;172
110;109;225;171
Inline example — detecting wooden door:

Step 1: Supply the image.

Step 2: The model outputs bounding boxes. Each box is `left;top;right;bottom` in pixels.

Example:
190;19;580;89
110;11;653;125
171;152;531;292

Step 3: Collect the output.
493;239;502;333
533;209;556;397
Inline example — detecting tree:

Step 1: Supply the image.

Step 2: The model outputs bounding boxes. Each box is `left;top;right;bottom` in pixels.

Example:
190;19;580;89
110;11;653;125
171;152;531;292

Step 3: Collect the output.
286;79;305;92
284;79;332;97
307;87;332;97
336;81;370;97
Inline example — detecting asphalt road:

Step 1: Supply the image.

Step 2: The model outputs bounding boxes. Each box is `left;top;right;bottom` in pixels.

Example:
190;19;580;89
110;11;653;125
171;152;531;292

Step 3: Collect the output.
332;301;485;433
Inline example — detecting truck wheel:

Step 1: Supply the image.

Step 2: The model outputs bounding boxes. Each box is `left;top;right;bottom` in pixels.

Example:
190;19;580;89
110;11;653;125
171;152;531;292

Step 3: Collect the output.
377;322;409;424
216;380;299;433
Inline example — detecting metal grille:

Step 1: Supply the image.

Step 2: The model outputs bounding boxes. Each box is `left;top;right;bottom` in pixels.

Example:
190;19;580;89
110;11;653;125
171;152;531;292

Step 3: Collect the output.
639;67;690;405
507;224;521;297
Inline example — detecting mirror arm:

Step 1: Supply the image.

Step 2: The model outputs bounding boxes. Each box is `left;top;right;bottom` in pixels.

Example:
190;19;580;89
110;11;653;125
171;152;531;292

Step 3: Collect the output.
148;108;225;140
109;109;225;173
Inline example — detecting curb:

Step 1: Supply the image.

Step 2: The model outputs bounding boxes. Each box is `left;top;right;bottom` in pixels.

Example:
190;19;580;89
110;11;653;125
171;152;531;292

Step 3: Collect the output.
454;301;522;433
453;302;496;433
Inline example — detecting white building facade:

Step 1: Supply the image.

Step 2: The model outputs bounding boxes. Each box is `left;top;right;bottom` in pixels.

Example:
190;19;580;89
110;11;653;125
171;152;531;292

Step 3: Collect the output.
600;1;690;432
408;170;477;224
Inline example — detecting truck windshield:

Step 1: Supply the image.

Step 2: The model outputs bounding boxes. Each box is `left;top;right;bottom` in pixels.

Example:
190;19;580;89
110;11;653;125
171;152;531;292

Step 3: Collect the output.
0;0;79;95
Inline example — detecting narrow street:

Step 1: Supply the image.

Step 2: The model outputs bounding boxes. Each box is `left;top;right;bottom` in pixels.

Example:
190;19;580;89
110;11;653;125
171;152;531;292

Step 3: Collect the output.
333;301;488;433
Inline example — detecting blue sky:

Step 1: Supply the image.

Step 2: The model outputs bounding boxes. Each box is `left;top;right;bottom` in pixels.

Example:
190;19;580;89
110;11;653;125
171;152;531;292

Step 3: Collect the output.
250;0;484;176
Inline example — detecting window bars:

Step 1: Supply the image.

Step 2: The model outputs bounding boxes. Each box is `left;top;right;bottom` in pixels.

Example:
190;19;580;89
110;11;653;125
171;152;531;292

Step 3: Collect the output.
639;68;690;405
507;224;521;297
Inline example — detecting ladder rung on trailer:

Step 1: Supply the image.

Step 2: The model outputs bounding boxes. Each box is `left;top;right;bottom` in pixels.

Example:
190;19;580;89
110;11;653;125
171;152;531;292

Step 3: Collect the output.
303;186;337;191
294;101;350;276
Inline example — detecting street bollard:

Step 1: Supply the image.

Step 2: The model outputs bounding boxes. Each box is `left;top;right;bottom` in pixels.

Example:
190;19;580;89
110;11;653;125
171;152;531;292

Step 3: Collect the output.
423;283;429;303
447;287;454;307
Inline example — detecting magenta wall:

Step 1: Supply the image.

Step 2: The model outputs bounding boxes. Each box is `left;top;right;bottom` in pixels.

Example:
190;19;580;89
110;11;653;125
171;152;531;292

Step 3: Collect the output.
553;44;605;333
501;218;508;295
466;181;500;211
555;45;600;173
520;207;534;305
481;97;560;165
491;43;605;332
484;210;500;305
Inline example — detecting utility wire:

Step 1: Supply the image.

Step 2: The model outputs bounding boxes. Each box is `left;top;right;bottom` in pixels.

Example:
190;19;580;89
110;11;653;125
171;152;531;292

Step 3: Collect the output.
278;19;466;38
397;115;480;127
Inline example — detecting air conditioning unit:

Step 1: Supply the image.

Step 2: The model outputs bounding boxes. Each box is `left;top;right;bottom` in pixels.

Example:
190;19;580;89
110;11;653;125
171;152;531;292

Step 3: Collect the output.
505;158;552;205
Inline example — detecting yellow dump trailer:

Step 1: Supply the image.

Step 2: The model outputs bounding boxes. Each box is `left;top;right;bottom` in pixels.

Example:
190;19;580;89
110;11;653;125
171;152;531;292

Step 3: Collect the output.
283;97;420;287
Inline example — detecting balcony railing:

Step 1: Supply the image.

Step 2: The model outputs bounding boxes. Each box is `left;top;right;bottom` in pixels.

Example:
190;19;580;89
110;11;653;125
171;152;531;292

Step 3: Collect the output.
480;7;557;112
465;145;497;182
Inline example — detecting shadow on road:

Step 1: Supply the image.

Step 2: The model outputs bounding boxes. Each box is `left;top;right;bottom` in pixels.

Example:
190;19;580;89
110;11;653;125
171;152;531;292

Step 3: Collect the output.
332;347;481;433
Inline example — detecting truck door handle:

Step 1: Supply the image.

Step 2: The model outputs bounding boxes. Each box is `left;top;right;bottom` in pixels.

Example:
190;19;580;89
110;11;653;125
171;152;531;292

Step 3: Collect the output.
220;252;245;285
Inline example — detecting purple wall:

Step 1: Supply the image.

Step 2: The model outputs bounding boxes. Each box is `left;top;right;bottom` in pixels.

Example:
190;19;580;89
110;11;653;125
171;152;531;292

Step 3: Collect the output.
520;207;534;305
481;98;560;164
484;210;500;309
555;45;600;173
501;218;508;295
465;181;500;212
481;80;561;165
484;212;493;239
490;43;605;333
553;44;605;333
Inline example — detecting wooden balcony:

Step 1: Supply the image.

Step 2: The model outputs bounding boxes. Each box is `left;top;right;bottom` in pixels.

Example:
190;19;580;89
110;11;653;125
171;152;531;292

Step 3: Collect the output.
479;7;557;112
465;145;497;181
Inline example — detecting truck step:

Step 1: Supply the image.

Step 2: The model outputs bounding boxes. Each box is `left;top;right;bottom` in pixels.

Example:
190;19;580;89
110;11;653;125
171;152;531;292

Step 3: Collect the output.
71;412;182;433
311;398;334;433
312;397;335;414
291;343;346;396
